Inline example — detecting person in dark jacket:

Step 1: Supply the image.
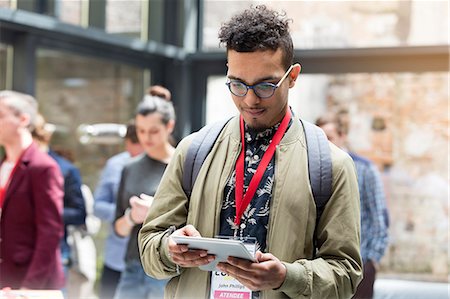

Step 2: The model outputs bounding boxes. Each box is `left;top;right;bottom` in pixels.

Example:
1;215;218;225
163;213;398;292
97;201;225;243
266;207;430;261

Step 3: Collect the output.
32;113;86;275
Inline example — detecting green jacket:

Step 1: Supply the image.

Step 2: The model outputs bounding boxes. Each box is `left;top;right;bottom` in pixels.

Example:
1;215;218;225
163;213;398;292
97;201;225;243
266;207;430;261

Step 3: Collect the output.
139;116;362;299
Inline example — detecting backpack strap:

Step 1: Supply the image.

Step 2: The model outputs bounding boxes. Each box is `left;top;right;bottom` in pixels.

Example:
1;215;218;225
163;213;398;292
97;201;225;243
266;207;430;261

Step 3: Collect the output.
300;119;332;254
300;120;333;220
182;118;231;197
182;118;333;249
183;118;332;205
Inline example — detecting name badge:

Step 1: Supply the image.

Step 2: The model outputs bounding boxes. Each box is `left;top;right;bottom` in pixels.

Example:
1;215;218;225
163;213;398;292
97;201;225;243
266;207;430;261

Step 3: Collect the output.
210;237;256;299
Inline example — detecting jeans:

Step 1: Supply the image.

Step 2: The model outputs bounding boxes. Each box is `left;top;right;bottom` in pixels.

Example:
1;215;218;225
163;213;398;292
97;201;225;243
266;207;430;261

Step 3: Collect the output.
114;259;168;299
99;264;122;299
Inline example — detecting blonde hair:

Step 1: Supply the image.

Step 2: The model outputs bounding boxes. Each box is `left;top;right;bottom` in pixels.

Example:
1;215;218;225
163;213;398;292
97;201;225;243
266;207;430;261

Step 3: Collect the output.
31;113;53;146
0;90;38;131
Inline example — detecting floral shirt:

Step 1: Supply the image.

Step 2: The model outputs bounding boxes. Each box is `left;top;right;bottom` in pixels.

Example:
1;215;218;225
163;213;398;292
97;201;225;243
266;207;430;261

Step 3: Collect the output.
219;117;292;253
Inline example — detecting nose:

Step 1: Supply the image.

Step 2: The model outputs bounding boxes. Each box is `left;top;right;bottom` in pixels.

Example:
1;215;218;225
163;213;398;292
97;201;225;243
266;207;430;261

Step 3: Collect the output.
243;88;261;106
145;132;154;142
139;132;150;144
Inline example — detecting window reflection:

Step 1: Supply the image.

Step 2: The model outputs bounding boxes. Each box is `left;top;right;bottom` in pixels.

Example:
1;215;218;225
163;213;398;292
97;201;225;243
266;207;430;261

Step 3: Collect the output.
77;123;126;145
35;48;146;188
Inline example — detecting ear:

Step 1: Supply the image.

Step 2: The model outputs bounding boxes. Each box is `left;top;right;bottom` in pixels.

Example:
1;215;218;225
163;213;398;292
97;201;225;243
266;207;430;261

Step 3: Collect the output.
166;119;175;135
288;63;301;88
19;113;31;129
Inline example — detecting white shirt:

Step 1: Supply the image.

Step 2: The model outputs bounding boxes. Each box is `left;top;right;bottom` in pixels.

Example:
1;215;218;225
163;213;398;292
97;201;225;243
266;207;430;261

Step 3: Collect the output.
0;161;14;188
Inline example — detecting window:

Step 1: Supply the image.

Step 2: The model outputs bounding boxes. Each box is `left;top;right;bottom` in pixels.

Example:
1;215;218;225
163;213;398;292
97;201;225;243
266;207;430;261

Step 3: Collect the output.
0;43;11;90
57;0;83;26
35;48;146;188
105;0;143;38
203;1;448;50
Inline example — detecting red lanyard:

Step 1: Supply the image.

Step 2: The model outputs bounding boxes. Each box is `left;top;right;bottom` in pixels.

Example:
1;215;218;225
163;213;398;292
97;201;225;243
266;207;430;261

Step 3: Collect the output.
0;154;24;209
234;108;291;226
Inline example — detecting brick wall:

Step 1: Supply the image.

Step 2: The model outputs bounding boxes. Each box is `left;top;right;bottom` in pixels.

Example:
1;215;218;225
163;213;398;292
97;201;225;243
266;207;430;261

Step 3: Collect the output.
326;72;449;280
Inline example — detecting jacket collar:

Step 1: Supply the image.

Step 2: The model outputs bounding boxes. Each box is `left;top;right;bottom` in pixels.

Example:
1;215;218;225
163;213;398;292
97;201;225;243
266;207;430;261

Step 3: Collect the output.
2;142;36;202
227;110;306;147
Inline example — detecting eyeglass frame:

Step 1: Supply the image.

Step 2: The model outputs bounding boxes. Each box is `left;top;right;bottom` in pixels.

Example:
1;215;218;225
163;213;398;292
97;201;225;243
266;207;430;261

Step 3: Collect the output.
225;65;294;99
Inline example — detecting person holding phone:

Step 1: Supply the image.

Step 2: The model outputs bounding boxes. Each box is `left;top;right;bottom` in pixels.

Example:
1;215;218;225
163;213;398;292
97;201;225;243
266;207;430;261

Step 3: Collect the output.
113;95;176;299
139;5;361;299
94;121;143;299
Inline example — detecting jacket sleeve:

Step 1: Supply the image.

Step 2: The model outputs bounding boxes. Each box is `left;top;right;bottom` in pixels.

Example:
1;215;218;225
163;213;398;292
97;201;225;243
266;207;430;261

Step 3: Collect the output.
22;162;64;289
94;159;120;222
62;165;86;226
139;136;193;279
277;146;363;299
113;166;129;230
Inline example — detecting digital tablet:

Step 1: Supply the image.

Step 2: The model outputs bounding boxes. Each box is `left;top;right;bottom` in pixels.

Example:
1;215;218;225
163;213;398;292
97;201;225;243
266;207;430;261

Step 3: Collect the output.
172;236;257;271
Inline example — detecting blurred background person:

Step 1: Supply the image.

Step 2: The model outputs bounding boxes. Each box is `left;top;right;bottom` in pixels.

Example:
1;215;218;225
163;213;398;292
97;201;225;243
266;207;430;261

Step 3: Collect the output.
113;95;176;299
316;113;389;299
32;113;86;279
94;120;143;299
147;85;176;146
0;90;64;290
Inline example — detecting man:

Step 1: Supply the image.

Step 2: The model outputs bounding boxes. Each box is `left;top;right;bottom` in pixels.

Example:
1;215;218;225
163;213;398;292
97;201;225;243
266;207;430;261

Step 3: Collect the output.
0;90;64;289
94;120;143;299
316;113;389;299
139;6;362;299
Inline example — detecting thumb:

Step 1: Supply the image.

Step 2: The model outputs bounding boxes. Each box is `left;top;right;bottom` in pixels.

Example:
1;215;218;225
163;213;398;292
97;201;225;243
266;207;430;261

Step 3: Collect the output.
129;196;140;207
140;193;154;202
183;224;202;237
255;251;277;262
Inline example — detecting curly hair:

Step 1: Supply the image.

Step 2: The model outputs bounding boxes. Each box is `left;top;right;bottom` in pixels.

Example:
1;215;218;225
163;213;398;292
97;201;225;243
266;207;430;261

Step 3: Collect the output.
218;5;293;69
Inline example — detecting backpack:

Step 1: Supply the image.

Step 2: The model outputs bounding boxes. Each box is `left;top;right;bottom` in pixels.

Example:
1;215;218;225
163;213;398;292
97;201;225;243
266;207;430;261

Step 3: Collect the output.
181;118;332;250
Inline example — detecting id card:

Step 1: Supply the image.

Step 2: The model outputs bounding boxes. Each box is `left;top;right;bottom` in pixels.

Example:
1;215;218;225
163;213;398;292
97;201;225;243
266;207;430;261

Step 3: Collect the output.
210;237;256;299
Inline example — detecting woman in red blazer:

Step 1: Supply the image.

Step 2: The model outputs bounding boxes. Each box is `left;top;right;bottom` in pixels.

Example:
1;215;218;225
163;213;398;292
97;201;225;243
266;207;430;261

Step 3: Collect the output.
0;90;65;289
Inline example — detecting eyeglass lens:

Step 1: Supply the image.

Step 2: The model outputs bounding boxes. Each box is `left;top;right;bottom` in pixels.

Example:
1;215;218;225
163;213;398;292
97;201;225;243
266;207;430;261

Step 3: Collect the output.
229;82;276;98
227;65;294;98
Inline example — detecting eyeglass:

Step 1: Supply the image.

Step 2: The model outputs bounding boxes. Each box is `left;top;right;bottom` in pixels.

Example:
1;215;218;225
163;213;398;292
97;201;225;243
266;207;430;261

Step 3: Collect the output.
226;65;294;99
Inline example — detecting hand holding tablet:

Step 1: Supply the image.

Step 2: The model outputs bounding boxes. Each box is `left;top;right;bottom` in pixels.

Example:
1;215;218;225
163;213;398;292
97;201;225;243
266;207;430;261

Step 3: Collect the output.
171;236;256;271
